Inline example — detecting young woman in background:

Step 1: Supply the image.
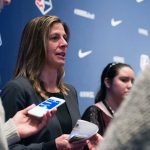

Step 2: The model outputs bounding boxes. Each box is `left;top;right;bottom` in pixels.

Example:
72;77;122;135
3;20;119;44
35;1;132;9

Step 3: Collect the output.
82;62;135;136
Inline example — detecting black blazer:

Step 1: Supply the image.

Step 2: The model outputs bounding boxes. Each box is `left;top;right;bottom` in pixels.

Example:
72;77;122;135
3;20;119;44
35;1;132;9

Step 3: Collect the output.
1;77;81;150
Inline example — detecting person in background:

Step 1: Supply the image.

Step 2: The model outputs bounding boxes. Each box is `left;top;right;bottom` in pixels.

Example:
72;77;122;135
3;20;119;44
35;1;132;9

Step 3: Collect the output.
82;62;135;136
0;15;100;150
0;1;57;150
97;64;150;150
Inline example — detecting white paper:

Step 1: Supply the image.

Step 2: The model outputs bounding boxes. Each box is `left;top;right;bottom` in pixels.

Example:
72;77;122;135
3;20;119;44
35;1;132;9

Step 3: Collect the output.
69;119;99;143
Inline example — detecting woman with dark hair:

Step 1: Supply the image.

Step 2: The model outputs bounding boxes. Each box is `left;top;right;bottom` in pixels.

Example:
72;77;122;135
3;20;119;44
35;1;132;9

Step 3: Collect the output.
82;62;135;136
97;64;150;150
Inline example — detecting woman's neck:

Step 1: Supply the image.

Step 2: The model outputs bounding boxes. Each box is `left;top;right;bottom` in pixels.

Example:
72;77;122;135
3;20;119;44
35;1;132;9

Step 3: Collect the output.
105;95;122;112
40;67;59;93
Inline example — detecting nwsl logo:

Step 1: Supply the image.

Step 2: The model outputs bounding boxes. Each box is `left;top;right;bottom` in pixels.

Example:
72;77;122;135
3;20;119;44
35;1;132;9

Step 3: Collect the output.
35;0;53;15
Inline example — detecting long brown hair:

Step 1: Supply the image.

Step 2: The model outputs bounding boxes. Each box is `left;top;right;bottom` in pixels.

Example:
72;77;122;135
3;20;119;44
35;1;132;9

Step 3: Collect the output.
14;16;70;99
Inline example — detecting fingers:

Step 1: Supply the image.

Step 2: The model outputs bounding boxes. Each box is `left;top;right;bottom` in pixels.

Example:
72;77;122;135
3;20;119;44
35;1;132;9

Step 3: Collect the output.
86;133;103;150
37;117;47;129
56;134;86;150
96;133;104;142
51;107;57;113
20;104;36;114
39;108;57;128
45;108;57;119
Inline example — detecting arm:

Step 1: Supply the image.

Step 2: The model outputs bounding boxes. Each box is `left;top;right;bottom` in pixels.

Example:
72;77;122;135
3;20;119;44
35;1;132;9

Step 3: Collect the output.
4;119;20;146
1;79;56;150
0;100;9;150
11;104;56;139
3;102;56;147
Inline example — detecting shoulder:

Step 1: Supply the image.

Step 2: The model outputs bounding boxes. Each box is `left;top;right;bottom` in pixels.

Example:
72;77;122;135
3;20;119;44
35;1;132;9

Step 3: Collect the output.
87;105;100;111
64;83;77;96
65;83;76;91
2;77;32;91
8;76;31;87
0;77;35;100
82;105;102;125
82;105;100;116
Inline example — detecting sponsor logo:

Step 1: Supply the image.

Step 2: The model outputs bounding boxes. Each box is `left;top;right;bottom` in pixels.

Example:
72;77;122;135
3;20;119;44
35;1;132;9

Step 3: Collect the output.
79;91;95;98
136;0;144;3
0;34;2;47
74;8;95;20
78;49;92;58
111;18;122;27
140;54;150;71
35;0;53;15
113;56;125;63
138;28;149;37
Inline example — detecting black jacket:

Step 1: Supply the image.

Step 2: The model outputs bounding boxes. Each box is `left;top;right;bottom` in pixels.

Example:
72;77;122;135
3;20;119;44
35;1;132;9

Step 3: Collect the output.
1;77;80;150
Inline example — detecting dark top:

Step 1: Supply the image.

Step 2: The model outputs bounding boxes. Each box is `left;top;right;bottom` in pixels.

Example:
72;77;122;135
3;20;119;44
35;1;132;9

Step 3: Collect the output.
46;92;72;134
1;76;80;150
82;105;112;136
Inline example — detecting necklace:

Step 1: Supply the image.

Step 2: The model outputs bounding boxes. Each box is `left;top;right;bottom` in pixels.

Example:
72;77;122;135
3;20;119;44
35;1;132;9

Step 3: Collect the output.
103;100;115;116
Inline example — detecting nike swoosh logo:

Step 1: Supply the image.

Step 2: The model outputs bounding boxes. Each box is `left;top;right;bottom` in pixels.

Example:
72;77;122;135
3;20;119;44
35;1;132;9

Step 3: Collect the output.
0;34;2;47
78;49;92;58
111;18;122;27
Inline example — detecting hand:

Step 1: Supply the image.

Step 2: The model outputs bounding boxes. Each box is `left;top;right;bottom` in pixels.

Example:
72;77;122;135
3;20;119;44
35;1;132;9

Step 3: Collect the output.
55;134;86;150
12;104;57;138
86;133;103;150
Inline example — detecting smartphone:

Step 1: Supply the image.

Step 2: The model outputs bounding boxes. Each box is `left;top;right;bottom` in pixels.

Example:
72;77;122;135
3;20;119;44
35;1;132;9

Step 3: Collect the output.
28;97;65;118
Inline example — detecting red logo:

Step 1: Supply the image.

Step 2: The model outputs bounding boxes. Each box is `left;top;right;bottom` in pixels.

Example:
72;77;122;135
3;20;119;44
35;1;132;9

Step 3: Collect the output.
35;0;53;15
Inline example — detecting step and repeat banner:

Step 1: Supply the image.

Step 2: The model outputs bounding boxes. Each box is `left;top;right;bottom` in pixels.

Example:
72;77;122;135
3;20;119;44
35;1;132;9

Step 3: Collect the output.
0;0;150;114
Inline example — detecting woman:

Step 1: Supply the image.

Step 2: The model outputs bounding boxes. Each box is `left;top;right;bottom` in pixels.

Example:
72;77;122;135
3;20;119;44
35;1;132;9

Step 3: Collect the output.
82;62;135;136
97;64;150;150
1;16;87;150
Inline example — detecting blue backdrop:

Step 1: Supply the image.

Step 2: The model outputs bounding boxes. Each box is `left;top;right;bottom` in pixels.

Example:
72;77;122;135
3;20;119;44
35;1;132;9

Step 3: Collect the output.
0;0;150;114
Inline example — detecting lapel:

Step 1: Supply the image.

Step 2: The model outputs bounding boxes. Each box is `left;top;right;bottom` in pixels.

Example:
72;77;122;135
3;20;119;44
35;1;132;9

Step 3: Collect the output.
47;85;80;138
64;92;80;128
